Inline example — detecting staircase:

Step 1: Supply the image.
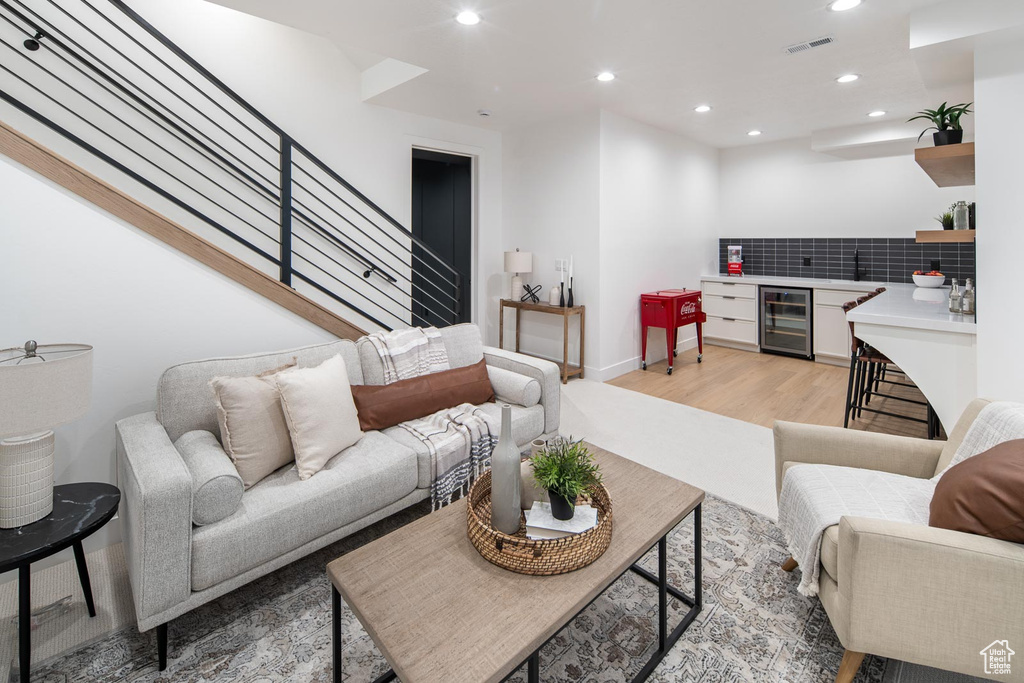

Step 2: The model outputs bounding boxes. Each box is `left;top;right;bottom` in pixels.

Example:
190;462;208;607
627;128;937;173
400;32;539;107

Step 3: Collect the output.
0;0;465;338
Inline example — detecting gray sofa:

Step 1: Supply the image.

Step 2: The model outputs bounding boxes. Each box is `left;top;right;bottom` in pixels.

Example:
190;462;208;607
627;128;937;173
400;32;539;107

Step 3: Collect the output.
115;323;560;669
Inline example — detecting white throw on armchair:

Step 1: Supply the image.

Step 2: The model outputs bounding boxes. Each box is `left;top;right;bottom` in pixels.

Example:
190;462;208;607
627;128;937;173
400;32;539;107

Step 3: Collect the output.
774;398;1024;683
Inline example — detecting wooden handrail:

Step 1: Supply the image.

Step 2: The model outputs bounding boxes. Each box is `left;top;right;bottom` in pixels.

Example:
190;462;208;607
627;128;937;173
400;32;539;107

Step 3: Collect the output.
0;120;366;341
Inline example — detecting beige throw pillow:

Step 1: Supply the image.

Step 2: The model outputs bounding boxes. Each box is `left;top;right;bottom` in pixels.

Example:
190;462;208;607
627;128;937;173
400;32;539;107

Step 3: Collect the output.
211;360;297;489
275;354;363;480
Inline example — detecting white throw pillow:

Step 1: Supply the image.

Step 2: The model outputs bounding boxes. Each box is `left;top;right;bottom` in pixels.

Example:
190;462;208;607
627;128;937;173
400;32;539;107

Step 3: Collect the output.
275;354;364;480
210;362;296;489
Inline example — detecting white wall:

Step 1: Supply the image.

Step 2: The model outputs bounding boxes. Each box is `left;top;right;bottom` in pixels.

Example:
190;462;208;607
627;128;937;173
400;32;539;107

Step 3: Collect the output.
0;0;505;342
718;137;974;238
598;111;719;377
501;110;719;380
501;110;601;369
975;36;1024;402
0;155;338;560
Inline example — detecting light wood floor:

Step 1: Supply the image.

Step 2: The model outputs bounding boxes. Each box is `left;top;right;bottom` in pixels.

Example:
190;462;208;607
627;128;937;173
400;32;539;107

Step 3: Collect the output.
609;345;941;440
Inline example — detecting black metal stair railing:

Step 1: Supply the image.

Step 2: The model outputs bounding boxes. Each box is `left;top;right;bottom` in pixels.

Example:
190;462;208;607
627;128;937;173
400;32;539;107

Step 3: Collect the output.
0;0;464;331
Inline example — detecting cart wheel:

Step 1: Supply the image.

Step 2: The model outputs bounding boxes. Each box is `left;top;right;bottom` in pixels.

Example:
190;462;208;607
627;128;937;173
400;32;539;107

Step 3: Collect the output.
667;367;673;376
673;350;678;357
641;361;647;370
697;354;703;364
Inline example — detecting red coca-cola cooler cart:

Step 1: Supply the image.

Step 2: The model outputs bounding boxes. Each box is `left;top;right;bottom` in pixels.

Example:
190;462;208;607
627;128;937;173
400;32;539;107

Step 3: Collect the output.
640;289;705;375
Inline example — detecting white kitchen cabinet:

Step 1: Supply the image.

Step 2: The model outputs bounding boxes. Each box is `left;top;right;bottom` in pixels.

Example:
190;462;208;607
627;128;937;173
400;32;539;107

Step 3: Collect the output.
702;281;758;348
813;288;872;364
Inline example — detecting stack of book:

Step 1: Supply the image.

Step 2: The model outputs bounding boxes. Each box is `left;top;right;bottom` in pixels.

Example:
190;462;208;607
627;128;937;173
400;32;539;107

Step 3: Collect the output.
524;502;598;540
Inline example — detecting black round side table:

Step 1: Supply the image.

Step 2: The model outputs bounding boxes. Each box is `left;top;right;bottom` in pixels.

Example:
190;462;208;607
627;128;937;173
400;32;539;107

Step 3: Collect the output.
0;482;120;683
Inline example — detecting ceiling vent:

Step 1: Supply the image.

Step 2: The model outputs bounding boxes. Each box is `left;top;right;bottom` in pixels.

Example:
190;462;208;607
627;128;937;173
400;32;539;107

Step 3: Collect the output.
784;35;836;55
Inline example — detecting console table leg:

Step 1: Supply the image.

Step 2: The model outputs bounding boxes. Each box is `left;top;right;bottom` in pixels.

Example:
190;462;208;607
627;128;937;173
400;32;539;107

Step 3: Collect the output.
19;565;30;683
72;541;96;617
333;586;342;683
528;651;539;683
694;503;703;608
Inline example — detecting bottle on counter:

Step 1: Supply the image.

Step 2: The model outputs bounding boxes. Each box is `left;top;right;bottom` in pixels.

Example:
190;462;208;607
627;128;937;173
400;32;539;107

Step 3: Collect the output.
949;278;962;314
962;278;975;316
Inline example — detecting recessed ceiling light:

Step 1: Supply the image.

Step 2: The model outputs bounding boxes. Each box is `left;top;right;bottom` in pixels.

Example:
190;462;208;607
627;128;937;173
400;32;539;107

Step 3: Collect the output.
455;11;480;25
596;72;616;82
694;105;712;113
836;74;860;83
828;0;862;10
748;130;762;136
868;110;886;117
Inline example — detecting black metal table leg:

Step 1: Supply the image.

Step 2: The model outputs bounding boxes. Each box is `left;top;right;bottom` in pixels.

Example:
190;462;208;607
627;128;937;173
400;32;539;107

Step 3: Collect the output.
658;536;667;652
333;586;342;683
528;651;539;683
19;565;30;683
72;541;96;618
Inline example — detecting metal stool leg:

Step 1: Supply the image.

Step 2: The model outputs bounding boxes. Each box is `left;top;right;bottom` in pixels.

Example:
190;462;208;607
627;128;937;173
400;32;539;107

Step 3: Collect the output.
844;354;858;428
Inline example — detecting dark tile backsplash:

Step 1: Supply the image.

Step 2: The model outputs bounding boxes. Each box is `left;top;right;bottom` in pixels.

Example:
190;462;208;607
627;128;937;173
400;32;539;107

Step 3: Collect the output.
718;238;976;285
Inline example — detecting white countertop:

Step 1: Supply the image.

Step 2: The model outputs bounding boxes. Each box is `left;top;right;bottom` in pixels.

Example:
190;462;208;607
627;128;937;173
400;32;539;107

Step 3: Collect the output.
846;283;976;335
700;274;887;292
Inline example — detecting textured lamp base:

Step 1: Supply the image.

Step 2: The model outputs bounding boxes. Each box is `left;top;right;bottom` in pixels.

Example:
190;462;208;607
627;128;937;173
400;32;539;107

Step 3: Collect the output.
0;431;55;528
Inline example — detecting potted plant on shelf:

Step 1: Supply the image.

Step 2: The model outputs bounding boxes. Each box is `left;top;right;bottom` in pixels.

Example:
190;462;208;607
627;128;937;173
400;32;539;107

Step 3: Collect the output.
529;437;602;521
935;206;955;230
908;102;973;146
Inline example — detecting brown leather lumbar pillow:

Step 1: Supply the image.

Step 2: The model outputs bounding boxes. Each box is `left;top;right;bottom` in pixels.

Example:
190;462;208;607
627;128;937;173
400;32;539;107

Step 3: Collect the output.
351;359;495;431
930;438;1024;543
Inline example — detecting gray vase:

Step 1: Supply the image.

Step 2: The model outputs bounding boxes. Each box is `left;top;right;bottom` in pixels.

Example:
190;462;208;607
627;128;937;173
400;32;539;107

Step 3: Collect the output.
490;404;522;534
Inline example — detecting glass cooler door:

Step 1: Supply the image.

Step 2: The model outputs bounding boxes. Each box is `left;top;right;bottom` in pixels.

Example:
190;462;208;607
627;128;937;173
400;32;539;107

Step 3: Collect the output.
761;287;812;357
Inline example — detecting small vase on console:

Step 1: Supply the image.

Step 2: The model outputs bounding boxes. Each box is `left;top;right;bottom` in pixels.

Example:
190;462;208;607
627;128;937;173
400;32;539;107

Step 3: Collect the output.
490;404;522;534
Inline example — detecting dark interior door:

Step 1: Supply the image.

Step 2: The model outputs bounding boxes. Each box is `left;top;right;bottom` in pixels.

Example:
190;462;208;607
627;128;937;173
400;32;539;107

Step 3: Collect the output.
411;149;472;327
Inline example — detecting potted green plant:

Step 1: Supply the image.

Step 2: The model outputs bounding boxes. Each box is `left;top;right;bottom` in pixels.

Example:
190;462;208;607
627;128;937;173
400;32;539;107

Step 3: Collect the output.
935;207;955;230
529;437;602;520
908;102;973;146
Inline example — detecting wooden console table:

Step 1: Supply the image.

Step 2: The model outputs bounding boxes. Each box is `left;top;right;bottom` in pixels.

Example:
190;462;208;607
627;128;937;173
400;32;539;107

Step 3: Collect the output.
499;299;585;384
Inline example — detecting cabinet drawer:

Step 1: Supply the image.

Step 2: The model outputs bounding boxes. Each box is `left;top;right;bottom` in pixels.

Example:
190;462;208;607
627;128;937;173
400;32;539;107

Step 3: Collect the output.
703;281;756;299
703;294;756;321
704;315;757;344
814;288;874;308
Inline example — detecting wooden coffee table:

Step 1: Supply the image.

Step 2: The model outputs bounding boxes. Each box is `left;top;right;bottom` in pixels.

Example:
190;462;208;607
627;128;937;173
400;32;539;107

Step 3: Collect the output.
327;446;703;683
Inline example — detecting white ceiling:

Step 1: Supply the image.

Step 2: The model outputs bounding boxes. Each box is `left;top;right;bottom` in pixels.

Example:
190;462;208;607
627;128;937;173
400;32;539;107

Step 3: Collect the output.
208;0;969;148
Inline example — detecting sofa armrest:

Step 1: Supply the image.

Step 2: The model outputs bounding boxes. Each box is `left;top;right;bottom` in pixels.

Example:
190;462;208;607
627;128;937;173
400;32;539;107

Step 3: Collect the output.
482;347;559;435
116;412;193;630
837;516;1024;672
773;421;943;499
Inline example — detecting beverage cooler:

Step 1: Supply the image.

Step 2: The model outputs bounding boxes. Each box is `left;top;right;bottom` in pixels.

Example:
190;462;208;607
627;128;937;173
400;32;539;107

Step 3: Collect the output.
760;287;813;359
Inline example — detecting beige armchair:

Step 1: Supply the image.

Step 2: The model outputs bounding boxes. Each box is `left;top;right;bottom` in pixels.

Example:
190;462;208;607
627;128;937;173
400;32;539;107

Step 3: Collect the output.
774;398;1024;683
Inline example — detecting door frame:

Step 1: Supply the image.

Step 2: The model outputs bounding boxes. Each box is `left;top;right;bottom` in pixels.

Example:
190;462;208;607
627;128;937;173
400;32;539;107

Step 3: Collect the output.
407;136;480;326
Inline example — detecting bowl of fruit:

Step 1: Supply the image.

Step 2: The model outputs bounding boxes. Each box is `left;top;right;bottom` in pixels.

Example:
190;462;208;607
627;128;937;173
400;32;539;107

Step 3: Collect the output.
912;270;945;288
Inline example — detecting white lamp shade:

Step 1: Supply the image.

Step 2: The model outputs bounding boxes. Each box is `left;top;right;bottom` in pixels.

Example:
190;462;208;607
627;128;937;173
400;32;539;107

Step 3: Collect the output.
0;344;93;438
504;251;533;274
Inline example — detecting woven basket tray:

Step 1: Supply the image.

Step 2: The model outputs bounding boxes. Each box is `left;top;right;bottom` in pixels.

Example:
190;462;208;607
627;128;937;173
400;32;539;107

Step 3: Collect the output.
467;469;613;575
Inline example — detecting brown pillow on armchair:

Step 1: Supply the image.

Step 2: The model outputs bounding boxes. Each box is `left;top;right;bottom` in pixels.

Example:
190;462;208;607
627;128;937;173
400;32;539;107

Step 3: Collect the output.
929;438;1024;543
351;359;495;431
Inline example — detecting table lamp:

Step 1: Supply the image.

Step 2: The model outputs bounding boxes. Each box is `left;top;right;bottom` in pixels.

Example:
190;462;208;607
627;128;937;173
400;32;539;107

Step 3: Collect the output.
504;249;533;300
0;341;93;528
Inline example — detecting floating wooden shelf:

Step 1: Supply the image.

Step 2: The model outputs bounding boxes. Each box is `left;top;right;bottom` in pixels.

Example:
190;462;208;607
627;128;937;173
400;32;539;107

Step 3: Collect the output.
916;230;976;243
914;142;975;187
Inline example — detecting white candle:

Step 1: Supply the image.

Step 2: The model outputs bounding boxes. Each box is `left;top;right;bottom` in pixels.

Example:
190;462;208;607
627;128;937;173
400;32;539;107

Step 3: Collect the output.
560;258;564;283
569;255;573;282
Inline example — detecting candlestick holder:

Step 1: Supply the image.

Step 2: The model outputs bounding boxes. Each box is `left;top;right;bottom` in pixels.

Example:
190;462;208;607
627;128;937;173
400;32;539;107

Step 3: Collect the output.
567;278;574;307
559;282;565;307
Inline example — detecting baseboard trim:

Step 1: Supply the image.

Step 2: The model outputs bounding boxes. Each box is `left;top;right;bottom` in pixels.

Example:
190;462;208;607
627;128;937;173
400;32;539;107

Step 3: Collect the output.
587;335;699;382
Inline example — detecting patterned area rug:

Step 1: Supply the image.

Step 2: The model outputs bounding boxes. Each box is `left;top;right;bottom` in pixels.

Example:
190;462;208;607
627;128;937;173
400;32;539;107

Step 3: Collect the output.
27;495;884;682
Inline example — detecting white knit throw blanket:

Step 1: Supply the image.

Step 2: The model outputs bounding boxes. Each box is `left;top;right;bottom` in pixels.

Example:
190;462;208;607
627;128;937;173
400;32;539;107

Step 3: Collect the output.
778;401;1024;597
401;404;498;510
364;327;450;383
363;327;496;509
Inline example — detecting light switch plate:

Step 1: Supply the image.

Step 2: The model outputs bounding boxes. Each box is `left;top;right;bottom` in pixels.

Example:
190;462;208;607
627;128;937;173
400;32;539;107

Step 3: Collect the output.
555;259;567;273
